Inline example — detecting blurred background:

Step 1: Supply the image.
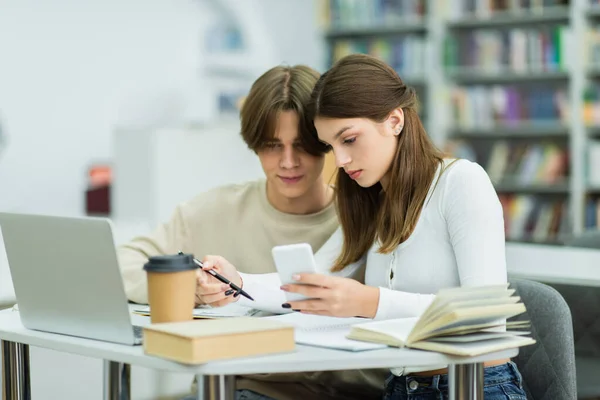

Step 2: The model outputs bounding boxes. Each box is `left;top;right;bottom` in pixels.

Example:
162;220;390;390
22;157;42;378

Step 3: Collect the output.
1;2;600;399
2;0;598;247
1;0;598;247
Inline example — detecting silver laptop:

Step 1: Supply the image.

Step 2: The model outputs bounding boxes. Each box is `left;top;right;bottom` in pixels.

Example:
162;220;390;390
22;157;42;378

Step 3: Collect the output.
0;212;144;345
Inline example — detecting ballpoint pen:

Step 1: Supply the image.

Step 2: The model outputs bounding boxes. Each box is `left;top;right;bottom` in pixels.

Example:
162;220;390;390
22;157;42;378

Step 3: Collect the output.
178;251;255;301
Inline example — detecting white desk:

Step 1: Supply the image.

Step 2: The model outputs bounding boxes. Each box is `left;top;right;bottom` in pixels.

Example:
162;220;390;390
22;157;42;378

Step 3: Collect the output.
0;311;517;400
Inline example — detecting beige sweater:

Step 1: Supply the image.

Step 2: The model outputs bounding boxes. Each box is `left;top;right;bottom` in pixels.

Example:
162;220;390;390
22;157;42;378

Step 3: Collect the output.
117;180;386;400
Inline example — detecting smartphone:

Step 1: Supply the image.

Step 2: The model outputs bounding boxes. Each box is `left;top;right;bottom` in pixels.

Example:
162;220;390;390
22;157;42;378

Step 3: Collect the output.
272;243;319;302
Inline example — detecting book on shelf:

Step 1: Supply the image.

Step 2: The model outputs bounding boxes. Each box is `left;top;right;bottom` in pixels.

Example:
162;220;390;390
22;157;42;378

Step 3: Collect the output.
585;25;600;69
346;284;535;357
486;142;569;185
445;26;572;74
451;86;569;128
499;195;570;243
143;317;295;364
583;83;600;126
444;139;571;243
447;140;569;187
331;37;426;81
324;0;426;29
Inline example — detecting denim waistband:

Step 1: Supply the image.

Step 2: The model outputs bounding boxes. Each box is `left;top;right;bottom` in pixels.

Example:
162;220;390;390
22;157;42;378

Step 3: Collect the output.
387;362;522;393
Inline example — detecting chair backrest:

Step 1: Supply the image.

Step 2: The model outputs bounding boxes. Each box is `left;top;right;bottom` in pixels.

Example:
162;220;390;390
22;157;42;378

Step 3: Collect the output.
560;234;600;357
508;279;577;400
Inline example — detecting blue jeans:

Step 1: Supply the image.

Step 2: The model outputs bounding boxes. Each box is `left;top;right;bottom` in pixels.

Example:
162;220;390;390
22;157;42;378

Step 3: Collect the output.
181;389;274;400
383;362;527;400
235;389;276;400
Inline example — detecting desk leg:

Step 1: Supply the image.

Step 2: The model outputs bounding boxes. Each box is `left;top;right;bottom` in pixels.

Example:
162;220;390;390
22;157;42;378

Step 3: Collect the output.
102;360;130;400
196;375;235;400
448;362;483;400
1;340;31;400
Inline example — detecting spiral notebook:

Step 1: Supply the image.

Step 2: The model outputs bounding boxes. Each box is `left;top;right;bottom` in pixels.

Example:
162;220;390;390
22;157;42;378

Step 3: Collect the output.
266;313;386;351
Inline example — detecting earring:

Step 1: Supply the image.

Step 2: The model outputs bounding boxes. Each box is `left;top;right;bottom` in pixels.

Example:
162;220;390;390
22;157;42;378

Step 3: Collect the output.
395;125;403;135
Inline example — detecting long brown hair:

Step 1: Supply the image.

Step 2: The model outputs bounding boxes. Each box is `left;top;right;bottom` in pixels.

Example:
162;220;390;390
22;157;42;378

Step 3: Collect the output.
310;54;445;271
240;65;328;156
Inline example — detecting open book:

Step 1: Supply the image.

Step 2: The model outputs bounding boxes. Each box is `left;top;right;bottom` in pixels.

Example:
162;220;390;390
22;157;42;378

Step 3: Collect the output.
346;284;536;356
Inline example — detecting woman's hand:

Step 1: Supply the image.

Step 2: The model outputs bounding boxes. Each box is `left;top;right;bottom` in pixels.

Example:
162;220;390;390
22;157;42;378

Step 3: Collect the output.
280;273;380;318
195;255;242;308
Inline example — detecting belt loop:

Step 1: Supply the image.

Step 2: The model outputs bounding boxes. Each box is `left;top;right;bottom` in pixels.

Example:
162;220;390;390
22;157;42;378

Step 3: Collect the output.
508;361;524;388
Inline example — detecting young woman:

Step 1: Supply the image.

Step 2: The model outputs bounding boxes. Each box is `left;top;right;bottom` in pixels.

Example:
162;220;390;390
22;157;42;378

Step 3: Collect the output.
279;54;528;399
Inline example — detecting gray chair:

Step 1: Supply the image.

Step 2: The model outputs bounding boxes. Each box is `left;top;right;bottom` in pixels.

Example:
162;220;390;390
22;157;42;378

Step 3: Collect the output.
561;232;600;399
508;279;577;400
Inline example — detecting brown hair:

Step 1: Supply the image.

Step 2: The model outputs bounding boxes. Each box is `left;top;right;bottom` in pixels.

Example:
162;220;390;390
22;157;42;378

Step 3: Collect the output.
310;54;445;271
240;65;329;157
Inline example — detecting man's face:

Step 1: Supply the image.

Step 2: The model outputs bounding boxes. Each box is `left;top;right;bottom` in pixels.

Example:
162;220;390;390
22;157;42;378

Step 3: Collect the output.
257;110;325;206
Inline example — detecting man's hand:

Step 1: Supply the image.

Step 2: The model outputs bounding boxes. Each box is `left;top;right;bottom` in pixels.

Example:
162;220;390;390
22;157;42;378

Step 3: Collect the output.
195;255;243;308
280;273;380;318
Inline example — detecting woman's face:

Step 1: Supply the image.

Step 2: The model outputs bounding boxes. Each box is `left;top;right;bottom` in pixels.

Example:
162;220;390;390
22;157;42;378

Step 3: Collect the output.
314;109;403;188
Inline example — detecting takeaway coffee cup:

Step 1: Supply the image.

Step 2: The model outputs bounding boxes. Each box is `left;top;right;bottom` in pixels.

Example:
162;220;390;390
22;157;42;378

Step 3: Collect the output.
143;253;198;323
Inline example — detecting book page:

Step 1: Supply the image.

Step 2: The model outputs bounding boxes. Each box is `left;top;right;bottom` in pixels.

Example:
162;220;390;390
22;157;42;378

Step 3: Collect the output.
413;286;514;332
410;303;526;343
410;335;536;357
427;330;530;343
349;317;419;346
419;295;519;328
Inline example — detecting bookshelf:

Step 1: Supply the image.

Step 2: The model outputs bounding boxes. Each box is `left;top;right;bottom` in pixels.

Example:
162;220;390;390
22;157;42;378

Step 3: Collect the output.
321;0;436;136
317;0;600;245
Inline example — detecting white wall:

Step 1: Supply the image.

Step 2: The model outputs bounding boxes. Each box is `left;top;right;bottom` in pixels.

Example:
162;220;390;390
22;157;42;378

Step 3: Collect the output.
0;0;324;218
257;0;327;71
0;0;202;216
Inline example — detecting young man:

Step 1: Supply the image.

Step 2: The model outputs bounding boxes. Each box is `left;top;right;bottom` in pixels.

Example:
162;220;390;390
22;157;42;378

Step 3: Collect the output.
117;65;386;400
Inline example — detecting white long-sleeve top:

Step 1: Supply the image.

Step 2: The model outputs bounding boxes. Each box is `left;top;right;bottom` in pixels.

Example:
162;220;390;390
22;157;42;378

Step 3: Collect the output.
365;158;507;320
239;159;508;373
